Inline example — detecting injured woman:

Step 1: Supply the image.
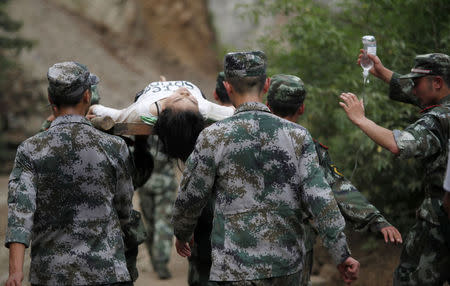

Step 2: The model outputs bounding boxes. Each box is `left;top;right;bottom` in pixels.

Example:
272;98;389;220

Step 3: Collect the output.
88;80;234;161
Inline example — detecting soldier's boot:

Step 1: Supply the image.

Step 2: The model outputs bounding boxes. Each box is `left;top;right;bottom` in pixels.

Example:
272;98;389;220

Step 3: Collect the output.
154;263;172;280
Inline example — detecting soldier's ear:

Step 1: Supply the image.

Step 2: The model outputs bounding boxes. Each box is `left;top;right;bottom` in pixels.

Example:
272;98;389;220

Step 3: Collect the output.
223;81;233;95
432;76;444;90
82;89;91;104
262;77;270;94
297;104;305;116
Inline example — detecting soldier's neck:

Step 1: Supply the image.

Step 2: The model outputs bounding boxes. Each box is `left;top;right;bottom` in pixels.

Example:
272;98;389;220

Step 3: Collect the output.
53;102;88;118
231;91;264;108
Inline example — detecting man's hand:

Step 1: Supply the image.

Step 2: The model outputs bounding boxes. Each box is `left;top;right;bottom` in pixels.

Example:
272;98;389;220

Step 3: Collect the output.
380;226;403;244
86;105;98;120
7;243;25;286
6;272;23;286
175;237;193;258
339;93;366;126
337;257;360;285
357;49;393;83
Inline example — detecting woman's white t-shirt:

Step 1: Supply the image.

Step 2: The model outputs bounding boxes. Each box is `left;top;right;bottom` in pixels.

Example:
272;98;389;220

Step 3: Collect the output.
92;81;234;123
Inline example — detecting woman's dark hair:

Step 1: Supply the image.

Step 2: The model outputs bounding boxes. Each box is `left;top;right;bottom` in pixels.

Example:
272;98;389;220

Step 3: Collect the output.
153;108;206;162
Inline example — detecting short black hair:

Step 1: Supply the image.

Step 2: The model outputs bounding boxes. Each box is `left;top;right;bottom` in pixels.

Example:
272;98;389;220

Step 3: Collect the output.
153;108;206;162
267;100;302;118
267;86;305;118
225;74;266;94
49;86;91;107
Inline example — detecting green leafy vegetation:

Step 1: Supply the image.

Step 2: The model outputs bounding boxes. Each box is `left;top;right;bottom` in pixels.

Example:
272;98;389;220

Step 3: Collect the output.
242;0;450;230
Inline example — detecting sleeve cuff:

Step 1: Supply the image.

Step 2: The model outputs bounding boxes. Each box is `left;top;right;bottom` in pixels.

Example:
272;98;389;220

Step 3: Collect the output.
392;129;416;158
174;233;193;243
326;234;351;265
369;221;391;233
172;216;195;243
5;228;31;248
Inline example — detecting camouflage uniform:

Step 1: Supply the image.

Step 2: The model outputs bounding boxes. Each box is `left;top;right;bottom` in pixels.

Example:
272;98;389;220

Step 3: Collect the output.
6;62;134;285
386;54;450;285
186;139;390;286
266;74;392;286
137;135;177;277
173;51;350;284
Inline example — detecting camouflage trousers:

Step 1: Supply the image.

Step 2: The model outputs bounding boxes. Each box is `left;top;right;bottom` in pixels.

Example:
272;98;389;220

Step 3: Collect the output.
394;219;450;286
138;186;176;268
212;271;301;286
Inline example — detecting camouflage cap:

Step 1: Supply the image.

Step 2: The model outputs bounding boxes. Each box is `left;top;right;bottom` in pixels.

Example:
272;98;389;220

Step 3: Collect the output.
47;61;99;99
215;71;230;102
224;51;267;78
267;74;306;105
400;53;450;79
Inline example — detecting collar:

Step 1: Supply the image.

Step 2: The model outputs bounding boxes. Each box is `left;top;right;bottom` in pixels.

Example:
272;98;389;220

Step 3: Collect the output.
49;114;93;128
420;94;450;113
234;102;272;115
438;94;450;105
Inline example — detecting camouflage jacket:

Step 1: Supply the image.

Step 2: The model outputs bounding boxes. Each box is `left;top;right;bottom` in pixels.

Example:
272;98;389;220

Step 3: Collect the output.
172;102;350;281
390;73;450;225
304;141;391;251
6;115;134;285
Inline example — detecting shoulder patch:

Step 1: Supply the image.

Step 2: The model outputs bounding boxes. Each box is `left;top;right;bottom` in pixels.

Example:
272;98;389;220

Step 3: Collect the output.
330;164;344;177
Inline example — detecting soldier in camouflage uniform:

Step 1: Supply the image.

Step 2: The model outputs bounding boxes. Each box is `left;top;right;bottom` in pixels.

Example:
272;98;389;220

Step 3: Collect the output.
5;62;134;286
266;74;402;286
137;135;177;279
173;51;360;285
341;53;450;285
